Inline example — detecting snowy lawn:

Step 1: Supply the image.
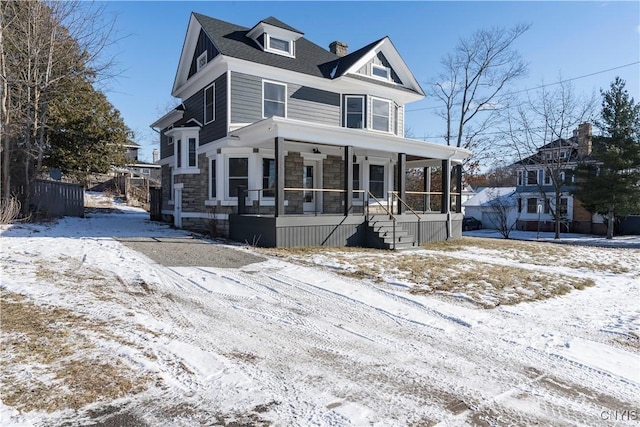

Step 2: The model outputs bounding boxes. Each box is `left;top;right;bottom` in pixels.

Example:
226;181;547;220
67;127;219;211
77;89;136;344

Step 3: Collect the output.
1;194;639;426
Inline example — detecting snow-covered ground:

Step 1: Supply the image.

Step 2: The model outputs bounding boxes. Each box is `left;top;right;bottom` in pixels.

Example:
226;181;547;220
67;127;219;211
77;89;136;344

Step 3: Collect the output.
1;194;639;426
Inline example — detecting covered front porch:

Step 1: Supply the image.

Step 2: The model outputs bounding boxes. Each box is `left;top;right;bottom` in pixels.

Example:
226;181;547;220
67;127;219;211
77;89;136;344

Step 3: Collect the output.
224;117;470;248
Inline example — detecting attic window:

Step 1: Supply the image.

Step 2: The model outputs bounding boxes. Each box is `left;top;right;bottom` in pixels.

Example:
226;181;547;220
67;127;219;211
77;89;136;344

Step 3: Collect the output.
196;52;207;72
372;64;390;80
265;34;294;57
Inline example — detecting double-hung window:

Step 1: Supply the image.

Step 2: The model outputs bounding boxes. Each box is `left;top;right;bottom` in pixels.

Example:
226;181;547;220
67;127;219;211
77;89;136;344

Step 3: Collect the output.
176;139;182;168
188;138;197;168
262;158;275;198
210;159;217;199
371;98;391;132
263;81;286;118
204;84;215;124
526;170;538;185
228;157;249;199
345;96;364;129
527;198;538;214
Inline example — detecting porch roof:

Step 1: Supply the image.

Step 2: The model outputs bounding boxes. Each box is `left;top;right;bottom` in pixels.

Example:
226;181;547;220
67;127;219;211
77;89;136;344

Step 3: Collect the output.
227;117;471;164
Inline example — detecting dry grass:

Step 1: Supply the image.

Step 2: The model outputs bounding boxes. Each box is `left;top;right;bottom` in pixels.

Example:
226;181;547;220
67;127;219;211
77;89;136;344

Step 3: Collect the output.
0;291;153;413
423;237;634;274
259;239;610;308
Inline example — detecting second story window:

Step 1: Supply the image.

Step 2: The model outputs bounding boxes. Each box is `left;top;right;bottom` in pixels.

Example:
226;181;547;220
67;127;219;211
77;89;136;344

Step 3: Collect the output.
263;81;286;118
204;84;215;124
526;170;538;185
372;98;391;132
345;96;364;129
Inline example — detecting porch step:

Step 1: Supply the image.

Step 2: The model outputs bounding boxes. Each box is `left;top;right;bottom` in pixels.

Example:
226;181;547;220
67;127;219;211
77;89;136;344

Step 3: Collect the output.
367;216;417;250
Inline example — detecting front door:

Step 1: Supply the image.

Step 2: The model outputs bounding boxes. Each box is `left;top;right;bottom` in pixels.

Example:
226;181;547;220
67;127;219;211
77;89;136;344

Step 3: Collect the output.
174;186;182;228
303;161;320;214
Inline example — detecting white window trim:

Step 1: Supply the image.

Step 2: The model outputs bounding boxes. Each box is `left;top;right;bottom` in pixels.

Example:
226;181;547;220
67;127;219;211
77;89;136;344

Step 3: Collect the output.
169;129;200;174
370;97;392;133
264;34;295;58
365;158;389;201
204;83;215;124
167;136;173;145
262;80;287;119
206;156;218;202
344;95;365;129
224;154;250;202
371;63;391;81
196;51;207;72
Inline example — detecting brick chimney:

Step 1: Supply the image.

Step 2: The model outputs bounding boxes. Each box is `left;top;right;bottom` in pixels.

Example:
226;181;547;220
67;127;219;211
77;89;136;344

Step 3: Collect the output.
329;41;348;57
577;123;592;158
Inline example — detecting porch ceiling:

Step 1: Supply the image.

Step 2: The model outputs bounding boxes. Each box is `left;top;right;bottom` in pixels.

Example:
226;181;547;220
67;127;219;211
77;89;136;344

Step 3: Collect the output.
228;117;471;163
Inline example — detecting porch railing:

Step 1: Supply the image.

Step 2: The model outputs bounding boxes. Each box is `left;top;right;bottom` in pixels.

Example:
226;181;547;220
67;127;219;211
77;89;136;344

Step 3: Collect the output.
236;186;458;218
365;191;398;250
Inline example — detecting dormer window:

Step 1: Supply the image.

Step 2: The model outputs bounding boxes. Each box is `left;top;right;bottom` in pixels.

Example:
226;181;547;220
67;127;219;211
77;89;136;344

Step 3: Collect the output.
372;64;390;80
266;35;293;56
247;18;303;59
196;52;207;72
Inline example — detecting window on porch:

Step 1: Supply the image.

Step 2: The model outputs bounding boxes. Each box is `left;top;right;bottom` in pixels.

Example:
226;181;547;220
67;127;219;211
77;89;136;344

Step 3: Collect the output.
369;164;385;198
263;158;275;198
228;157;248;198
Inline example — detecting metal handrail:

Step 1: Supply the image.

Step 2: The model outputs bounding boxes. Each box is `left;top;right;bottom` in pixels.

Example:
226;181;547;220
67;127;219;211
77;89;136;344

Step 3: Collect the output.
366;191;397;249
390;191;421;246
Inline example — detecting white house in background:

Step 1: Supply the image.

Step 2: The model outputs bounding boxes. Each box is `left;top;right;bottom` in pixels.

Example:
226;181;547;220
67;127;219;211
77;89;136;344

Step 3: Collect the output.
463;187;517;231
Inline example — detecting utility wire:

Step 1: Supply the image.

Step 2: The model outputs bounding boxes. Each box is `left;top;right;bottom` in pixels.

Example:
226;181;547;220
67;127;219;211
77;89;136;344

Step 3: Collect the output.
406;61;640;113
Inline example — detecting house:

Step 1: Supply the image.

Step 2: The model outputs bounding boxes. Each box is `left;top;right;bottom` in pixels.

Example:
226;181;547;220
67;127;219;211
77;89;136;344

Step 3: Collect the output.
511;123;605;234
150;12;470;248
463;187;517;231
122;142;161;182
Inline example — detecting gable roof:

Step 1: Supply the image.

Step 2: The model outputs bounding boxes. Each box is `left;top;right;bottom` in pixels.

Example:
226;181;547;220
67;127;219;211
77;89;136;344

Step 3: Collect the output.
254;16;303;34
172;13;424;97
193;13;338;79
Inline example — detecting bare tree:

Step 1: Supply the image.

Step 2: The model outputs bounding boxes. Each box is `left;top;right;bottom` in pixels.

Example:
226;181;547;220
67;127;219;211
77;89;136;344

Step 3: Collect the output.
430;24;530;169
0;0;118;212
484;188;518;239
504;79;596;239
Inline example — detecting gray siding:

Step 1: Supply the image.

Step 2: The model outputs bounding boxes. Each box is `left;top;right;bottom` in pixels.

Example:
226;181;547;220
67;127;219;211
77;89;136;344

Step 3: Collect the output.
201;73;228;144
230;72;340;126
188;29;220;79
160;129;172;159
171;73;227;145
356;52;403;85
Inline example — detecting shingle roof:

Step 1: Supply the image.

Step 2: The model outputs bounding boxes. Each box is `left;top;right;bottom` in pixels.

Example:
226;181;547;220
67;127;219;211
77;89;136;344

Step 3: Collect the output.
193;13;338;79
258;16;303;34
331;38;384;77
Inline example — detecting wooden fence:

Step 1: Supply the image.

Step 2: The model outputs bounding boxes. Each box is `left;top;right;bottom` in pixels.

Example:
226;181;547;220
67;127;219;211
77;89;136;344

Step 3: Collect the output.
32;179;84;218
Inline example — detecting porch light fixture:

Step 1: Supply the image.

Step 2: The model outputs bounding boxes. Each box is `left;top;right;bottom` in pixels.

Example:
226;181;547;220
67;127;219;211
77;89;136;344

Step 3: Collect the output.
313;148;321;154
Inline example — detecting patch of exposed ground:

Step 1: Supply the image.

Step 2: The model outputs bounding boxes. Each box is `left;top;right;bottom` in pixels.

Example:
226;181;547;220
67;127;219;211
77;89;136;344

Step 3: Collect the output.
0;291;155;413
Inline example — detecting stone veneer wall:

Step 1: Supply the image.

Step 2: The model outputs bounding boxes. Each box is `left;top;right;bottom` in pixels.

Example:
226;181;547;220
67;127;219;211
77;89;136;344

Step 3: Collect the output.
323;155;344;214
285;152;304;214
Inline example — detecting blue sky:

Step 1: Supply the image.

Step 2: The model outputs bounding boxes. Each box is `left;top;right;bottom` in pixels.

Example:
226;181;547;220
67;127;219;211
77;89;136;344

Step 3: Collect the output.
98;1;640;163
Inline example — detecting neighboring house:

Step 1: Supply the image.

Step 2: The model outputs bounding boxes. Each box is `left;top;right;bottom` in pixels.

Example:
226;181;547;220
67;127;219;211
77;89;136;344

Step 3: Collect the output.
463;187;517;231
511;123;605;234
123;142;161;182
150;13;470;248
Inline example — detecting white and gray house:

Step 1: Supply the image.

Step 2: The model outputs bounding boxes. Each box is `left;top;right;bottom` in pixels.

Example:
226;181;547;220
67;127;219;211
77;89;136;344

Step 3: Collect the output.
151;13;470;248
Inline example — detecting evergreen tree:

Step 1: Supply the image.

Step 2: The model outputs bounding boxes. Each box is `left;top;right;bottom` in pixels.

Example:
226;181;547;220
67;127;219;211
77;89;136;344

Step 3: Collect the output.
574;77;640;238
44;76;129;184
